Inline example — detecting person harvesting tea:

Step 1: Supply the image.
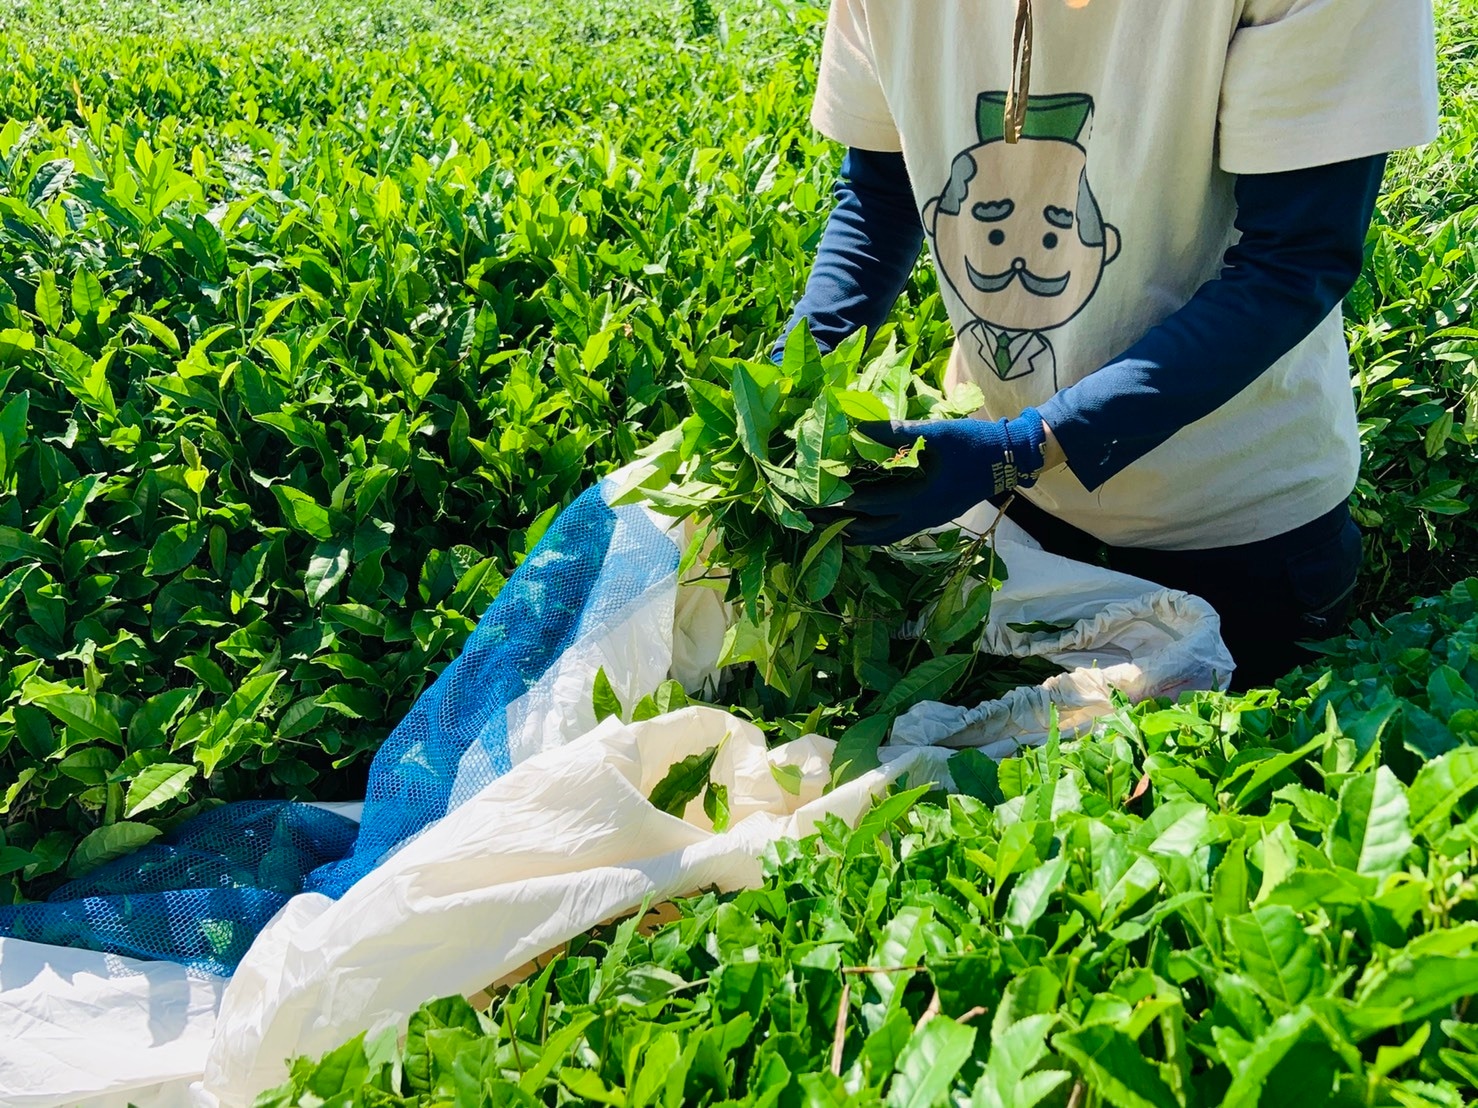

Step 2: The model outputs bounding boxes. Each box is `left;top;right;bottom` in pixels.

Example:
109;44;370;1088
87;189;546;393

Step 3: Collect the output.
777;0;1440;687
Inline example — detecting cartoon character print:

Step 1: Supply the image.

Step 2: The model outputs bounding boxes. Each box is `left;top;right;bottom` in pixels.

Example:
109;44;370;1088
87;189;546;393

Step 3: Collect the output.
923;92;1121;389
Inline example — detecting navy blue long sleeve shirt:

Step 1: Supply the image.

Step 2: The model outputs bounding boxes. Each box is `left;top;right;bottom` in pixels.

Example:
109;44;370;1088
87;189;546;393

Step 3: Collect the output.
774;149;1387;493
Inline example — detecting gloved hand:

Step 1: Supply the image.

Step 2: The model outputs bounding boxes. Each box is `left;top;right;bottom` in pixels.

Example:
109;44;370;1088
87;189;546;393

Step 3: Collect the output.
833;409;1048;546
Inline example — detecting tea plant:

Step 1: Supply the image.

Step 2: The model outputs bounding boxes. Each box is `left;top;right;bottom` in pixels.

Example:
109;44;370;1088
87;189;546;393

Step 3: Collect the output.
0;0;850;892
621;324;1006;732
258;661;1478;1107
0;0;1473;918
1346;0;1478;608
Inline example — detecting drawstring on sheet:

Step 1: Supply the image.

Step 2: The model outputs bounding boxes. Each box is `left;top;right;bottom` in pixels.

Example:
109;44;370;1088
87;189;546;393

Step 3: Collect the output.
1003;0;1034;143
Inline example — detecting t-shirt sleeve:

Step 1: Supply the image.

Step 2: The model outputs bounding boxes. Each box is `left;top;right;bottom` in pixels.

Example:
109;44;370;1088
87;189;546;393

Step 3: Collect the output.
810;0;902;153
1218;0;1439;175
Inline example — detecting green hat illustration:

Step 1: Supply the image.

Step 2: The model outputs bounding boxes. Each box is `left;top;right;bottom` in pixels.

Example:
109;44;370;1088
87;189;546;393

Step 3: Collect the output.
977;91;1094;146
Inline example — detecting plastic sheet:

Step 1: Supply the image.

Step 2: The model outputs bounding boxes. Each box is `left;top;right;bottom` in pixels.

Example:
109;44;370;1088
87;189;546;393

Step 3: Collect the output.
0;470;1233;1106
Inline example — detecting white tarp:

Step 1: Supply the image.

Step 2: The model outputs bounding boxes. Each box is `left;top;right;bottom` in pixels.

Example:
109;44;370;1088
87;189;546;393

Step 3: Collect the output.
0;486;1232;1107
889;502;1235;755
0;711;943;1107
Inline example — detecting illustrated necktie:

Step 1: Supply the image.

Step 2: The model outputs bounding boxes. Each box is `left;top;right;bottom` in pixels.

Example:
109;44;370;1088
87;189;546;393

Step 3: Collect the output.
994;330;1015;378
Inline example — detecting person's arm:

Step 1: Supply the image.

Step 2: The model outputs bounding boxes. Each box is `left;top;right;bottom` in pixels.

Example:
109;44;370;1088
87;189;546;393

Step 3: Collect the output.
1037;155;1387;490
770;147;925;362
831;154;1389;548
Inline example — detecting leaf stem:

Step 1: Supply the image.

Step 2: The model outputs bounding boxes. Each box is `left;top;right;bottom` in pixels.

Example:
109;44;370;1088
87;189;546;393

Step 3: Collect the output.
104;782;122;825
913;989;941;1032
829;981;850;1076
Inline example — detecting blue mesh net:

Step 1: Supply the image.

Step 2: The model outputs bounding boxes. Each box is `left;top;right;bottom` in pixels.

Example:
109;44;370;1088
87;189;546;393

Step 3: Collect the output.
0;803;359;977
0;484;680;975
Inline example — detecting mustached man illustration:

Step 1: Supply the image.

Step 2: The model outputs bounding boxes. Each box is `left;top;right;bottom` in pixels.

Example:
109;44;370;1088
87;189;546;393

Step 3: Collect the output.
772;0;1439;688
928;91;1119;390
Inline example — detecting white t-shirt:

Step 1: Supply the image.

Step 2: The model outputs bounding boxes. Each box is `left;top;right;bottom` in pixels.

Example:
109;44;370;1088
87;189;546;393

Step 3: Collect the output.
811;0;1439;550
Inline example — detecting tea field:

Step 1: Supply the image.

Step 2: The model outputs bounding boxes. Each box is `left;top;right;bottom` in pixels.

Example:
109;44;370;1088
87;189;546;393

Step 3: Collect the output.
1;0;1478;1102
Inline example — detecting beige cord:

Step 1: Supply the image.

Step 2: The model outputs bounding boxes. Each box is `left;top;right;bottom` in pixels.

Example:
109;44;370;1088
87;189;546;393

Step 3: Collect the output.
1003;0;1033;144
1004;0;1094;142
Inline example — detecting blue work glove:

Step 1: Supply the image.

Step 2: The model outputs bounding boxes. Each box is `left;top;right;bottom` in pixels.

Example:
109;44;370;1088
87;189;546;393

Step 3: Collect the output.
834;410;1048;546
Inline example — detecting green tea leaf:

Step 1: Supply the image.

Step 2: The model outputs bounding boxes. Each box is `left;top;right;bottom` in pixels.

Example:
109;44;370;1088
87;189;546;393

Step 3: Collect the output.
993;968;1062;1036
69;822;161;876
1326;764;1413;879
57;747;118;785
273;486;336;541
306;540;352;605
852;1010;913;1091
0;330;36;373
884;1017;975;1108
1408;747;1478;844
770;762;802;796
848;786;931;861
1052;1024;1179;1108
130;312;181;354
794;387;847;506
25;689;121;745
27;159;73;206
875;655;972;716
926;576;996;648
1225;906;1322;1014
404;996;482;1094
731;363;775;463
0;390;28;484
1372;1023;1431;1080
194;671;285;764
863;906;929;1031
12;706;56;760
795;518;851;604
146;523;206;577
610;965;688;1008
1229;734;1325;809
324;603;390;638
0;768;37;816
684;377;738;438
592;667;623;723
0;846;37;878
516;1011;596;1092
1353;953;1478;1034
71;269;105;318
34;270;62;331
949;749;1004;805
653;680;689;715
1005;852;1069;935
781;317;823;382
971;1014;1070;1108
832;388;892;423
649;744;720;817
302;1034;372;1097
124;761;198;818
831;714;891;787
558;1068;624;1106
703;780;730;832
57;473;105;545
1219;1008;1318;1108
0;526;54;565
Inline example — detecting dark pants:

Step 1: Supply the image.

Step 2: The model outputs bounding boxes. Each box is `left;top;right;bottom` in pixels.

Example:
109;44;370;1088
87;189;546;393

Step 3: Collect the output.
996;495;1363;691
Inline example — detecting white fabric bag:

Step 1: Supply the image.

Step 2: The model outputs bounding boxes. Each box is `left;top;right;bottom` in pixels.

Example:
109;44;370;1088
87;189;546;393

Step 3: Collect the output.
200;707;942;1102
888;502;1235;756
0;479;1232;1107
0;710;938;1107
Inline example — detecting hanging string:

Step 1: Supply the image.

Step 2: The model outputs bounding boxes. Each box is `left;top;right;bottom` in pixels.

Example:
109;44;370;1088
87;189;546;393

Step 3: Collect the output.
1003;0;1034;144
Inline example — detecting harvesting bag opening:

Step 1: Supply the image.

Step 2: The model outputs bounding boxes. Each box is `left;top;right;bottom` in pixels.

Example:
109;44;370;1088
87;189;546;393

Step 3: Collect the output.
0;471;1232;1107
